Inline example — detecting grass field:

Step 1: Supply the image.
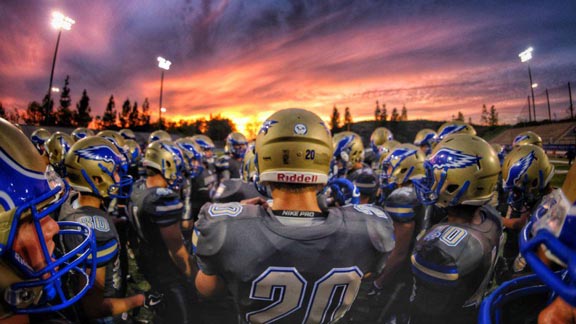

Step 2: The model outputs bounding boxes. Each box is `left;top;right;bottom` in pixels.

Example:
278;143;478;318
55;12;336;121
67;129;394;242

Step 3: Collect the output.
549;157;571;188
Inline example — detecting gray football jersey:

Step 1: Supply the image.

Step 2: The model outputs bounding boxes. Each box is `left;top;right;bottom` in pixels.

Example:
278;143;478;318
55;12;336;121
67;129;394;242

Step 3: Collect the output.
212;179;264;203
196;203;395;324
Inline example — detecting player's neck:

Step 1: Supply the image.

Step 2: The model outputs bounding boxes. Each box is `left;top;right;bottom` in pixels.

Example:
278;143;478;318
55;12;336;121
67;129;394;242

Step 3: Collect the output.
271;190;321;212
146;174;168;188
77;193;102;208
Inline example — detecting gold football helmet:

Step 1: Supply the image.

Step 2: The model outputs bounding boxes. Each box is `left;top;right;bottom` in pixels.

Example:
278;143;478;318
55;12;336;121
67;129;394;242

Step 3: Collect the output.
143;140;185;189
376;140;401;167
225;132;248;158
45;132;75;176
370;127;393;154
191;134;216;164
512;131;543;147
124;139;142;166
255;108;332;184
71;127;94;141
65;137;133;199
119;128;136;140
0;118;95;316
30;128;51;155
502;144;554;211
97;130;129;157
148;130;171;144
241;143;257;182
332;131;364;175
381;143;426;190
413;128;437;155
175;137;204;177
436;121;476;142
413;134;501;207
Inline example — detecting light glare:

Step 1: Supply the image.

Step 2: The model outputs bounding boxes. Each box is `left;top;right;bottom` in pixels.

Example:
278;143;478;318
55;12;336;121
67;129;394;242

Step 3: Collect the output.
518;47;533;63
157;57;172;70
51;12;75;31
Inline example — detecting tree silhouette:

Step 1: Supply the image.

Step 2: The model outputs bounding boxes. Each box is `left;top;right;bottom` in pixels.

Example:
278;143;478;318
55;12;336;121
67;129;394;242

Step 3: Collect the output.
381;104;388;121
390;107;399;121
489;105;498;126
102;95;117;129
344;107;352;131
25;101;43;125
330;105;340;133
56;76;74;126
140;98;151;130
74;89;93;127
206;114;235;141
129;101;139;129
456;111;465;121
0;102;5;119
481;104;490;126
119;98;131;129
374;101;381;121
41;94;56;126
401;105;408;121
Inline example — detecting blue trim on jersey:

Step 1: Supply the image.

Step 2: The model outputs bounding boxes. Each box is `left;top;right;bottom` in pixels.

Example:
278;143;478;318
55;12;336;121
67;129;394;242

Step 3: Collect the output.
89;239;118;267
413;253;458;274
411;263;458;286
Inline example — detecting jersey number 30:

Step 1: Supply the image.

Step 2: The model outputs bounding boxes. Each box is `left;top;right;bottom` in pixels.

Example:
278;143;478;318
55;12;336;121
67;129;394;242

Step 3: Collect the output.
247;266;362;324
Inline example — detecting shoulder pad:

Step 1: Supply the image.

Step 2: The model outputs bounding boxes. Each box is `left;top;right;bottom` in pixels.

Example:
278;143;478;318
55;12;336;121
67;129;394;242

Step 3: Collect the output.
214;155;230;169
480;205;503;226
142;187;183;225
338;204;395;253
385;187;419;223
412;224;484;285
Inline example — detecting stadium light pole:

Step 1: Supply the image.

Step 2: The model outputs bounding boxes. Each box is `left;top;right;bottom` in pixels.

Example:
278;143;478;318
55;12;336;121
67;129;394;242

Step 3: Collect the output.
519;47;537;122
157;56;171;130
47;12;75;112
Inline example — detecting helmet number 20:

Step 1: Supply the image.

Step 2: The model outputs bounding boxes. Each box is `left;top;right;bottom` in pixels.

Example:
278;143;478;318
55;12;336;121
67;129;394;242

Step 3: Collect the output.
246;266;362;323
305;150;315;160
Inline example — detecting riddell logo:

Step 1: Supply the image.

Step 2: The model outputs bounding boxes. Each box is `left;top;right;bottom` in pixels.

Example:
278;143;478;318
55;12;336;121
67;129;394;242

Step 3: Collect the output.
276;173;318;183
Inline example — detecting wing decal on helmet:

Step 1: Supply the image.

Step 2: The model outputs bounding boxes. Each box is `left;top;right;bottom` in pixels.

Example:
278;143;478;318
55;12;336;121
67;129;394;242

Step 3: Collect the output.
439;125;466;139
161;143;183;165
75;145;123;164
258;120;279;135
506;150;535;187
334;135;354;157
428;148;478;169
386;148;417;166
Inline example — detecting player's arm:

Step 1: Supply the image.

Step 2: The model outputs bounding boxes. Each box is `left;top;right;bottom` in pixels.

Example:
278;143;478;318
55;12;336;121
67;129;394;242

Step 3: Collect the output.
374;220;414;287
81;266;145;318
195;270;227;298
160;222;196;278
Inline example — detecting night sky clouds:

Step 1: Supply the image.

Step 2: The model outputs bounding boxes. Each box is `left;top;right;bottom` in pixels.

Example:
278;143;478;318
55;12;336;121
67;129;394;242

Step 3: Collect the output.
1;0;575;130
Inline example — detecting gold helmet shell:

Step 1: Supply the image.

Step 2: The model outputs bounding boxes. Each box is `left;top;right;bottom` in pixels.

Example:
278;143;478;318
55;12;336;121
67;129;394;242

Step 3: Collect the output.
512;131;543;147
119;128;136;140
65;136;130;198
71;127;94;141
148;130;172;144
436;121;476;142
502;144;554;200
191;134;216;164
45;132;75;175
241;143;257;182
96;130;128;157
30;128;51;154
255;108;332;184
225;132;249;158
381;143;426;188
333;131;364;166
124;139;142;165
143;140;185;187
417;134;500;207
370;127;393;150
376;140;401;167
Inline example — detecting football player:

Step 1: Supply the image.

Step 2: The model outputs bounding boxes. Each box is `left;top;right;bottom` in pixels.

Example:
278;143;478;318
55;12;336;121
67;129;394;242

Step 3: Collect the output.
215;132;249;182
331;131;372;182
371;143;426;323
189;134;218;220
367;127;393;170
129;140;196;323
60;136;160;322
213;144;264;203
194;108;395;323
479;163;576;323
0;118;95;322
500;144;554;276
411;133;503;323
30;128;51;156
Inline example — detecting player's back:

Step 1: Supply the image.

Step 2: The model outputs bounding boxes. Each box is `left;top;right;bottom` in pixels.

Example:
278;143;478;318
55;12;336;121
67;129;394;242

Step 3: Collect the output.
195;202;394;324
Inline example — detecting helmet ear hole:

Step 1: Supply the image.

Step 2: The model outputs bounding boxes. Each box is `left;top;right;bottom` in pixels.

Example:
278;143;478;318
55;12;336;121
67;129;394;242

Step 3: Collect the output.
92;175;103;184
446;184;460;194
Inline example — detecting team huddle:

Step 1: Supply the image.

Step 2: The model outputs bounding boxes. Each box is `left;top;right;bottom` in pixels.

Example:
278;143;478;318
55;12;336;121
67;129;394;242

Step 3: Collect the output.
0;108;574;324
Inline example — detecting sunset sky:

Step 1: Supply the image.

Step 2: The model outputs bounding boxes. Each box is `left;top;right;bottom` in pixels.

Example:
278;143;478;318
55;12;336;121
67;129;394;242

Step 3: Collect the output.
1;0;575;134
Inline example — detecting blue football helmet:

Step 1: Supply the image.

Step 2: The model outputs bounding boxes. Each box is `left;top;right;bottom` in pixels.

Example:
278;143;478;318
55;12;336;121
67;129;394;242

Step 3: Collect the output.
0;118;96;316
175;137;204;178
436;121;476;143
191;135;216;165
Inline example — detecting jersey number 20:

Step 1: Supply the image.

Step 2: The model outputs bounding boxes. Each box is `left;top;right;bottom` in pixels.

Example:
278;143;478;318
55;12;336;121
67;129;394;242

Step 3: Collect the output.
247;266;362;323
